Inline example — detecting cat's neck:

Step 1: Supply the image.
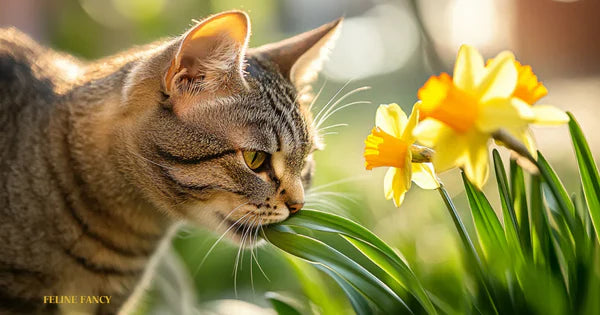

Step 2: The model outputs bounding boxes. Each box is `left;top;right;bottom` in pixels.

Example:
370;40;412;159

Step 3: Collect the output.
52;46;174;240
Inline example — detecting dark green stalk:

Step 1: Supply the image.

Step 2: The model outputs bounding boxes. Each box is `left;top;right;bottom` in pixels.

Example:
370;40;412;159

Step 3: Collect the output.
437;185;498;314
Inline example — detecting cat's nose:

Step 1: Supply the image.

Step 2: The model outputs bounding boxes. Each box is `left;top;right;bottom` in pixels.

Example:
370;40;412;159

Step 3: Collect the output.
286;201;304;215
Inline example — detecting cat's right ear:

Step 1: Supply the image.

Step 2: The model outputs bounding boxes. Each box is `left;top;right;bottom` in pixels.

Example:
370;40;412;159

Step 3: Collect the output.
250;18;342;94
163;11;250;96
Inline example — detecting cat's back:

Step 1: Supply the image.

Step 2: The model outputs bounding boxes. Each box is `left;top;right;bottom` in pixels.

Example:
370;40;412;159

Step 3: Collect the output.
0;28;77;155
0;27;74;103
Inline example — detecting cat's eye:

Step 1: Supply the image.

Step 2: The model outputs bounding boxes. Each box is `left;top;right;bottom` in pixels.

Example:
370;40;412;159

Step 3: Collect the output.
243;151;267;170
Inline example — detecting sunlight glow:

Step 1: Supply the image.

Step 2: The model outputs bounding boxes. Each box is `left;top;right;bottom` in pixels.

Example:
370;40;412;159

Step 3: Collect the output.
449;0;497;49
324;4;419;81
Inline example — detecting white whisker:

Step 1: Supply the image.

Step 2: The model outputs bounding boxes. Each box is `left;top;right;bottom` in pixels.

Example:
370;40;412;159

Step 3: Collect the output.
194;212;250;276
251;218;270;281
318;132;338;136
233;215;254;297
307;80;328;113
317;100;371;129
307;176;368;192
316;123;348;133
315;86;371;128
313;79;352;124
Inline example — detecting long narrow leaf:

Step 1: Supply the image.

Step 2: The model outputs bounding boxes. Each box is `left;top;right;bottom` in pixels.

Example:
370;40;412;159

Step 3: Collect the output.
263;226;412;314
536;152;577;232
341;235;437;314
265;292;304;315
278;209;434;310
281;210;404;266
285;255;348;315
462;172;507;257
568;112;600;243
492;150;522;257
318;267;374;315
510;159;531;253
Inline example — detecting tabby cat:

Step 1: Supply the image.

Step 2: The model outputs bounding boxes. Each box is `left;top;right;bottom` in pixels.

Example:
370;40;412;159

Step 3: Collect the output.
0;11;341;314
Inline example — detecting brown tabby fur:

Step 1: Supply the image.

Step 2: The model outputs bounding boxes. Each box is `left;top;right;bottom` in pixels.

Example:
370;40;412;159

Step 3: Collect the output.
0;11;341;314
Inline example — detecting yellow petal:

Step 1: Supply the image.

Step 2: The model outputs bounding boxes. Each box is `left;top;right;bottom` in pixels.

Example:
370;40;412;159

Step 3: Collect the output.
463;134;490;189
393;191;406;207
412;118;447;148
414;118;466;172
401;103;420;142
392;165;410;207
531;105;569;125
376;103;407;138
383;166;410;207
476;98;534;133
383;167;396;200
513;61;548;104
412;163;439;189
433;135;468;173
478;51;518;103
453;44;485;91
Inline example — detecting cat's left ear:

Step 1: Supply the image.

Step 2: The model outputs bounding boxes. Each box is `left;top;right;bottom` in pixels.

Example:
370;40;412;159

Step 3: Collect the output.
164;11;250;94
250;18;343;91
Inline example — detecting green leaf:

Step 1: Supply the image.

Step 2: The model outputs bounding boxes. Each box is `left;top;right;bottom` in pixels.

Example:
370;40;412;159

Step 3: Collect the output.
462;172;507;257
265;292;304;315
281;210;403;267
341;235;437;314
263;226;411;314
568;112;600;244
529;175;560;271
536;152;577;232
492;150;522;257
278;209;434;312
285;255;348;315
510;159;531;253
318;267;374;315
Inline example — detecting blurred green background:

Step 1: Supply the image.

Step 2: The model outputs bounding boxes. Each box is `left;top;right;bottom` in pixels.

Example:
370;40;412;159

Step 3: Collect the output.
2;0;599;313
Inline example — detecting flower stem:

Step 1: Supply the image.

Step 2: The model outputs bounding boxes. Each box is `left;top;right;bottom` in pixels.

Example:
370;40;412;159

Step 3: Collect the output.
436;185;481;267
436;184;498;314
492;130;536;164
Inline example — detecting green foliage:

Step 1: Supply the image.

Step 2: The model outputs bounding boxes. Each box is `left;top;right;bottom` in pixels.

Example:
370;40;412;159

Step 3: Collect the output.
265;114;600;314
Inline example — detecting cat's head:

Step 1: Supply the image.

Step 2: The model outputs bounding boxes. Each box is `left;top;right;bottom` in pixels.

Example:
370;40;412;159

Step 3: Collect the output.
116;11;341;243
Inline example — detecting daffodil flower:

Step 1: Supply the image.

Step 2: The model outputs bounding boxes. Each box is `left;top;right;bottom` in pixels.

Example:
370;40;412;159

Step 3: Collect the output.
365;104;438;206
413;44;538;189
490;59;568;155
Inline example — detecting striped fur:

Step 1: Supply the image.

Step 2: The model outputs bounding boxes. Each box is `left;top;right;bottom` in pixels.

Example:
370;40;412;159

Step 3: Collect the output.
0;11;340;315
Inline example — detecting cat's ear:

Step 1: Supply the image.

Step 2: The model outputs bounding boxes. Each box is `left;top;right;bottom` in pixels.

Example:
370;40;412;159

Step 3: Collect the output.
164;11;250;94
251;18;342;89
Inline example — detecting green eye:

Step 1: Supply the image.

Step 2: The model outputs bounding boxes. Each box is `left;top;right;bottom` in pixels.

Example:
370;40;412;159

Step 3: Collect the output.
243;151;267;170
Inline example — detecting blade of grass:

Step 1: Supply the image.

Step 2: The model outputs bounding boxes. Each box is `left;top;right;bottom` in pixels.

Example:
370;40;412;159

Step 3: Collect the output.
318;266;374;315
461;172;507;257
281;210;404;267
510;159;531;253
439;181;498;314
530;174;570;298
263;226;412;314
341;235;437;314
285;255;348;315
536;152;577;233
265;292;304;315
567;112;600;243
492;150;522;257
278;209;434;311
